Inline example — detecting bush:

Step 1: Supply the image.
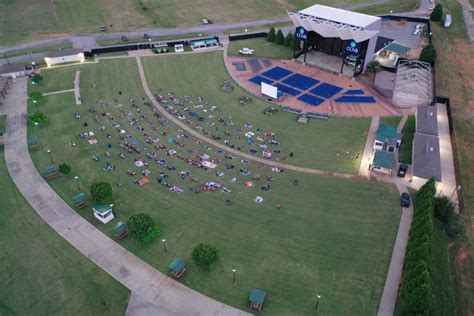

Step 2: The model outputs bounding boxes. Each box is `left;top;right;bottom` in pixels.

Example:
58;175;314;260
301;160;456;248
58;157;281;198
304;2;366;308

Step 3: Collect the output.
367;61;382;72
90;181;113;204
31;74;43;85
445;219;462;237
291;36;301;51
275;29;284;45
128;213;160;243
28;112;46;125
29;91;43;104
430;4;443;22
267;27;276;42
192;243;220;271
420;44;437;63
58;163;71;175
434;196;454;222
284;31;293;47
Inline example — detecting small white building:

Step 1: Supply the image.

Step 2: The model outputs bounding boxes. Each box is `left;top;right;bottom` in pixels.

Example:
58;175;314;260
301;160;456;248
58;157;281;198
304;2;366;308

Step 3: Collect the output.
44;48;85;67
92;204;115;224
373;124;402;152
0;64;34;78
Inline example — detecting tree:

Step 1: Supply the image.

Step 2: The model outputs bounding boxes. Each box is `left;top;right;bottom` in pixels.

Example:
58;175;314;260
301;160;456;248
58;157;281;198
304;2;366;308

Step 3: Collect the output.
31;74;43;85
275;29;284;45
90;181;113;204
267;27;276;42
58;162;71;175
420;44;437;63
29;91;43;109
192;243;220;271
128;213;160;243
367;61;382;73
434;196;454;222
430;4;443;22
28;112;46;125
284;31;293;47
291;36;301;51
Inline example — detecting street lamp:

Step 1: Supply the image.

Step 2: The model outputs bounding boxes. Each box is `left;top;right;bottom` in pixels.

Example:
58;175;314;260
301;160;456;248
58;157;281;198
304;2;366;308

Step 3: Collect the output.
47;149;54;164
162;238;167;253
232;267;236;285
74;176;80;191
315;294;321;310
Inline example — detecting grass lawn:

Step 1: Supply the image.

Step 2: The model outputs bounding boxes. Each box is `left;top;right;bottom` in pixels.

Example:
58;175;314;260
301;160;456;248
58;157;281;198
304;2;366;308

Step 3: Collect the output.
380;116;402;128
96;33;204;47
3;42;73;58
431;0;474;314
28;58;401;315
0;145;128;315
0;114;6;135
0;0;371;46
228;38;294;60
29;66;78;94
142;52;369;174
358;0;419;15
398;115;415;164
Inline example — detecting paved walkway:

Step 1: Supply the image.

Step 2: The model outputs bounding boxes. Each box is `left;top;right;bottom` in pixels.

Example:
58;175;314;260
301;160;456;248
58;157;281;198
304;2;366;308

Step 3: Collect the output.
359;116;379;176
3;77;249;316
74;71;82;105
397;114;408;133
377;183;413;316
43;89;74;96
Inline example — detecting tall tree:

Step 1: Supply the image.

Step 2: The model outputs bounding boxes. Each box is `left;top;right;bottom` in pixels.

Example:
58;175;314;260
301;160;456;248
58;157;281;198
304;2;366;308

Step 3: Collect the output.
267;27;276;42
275;29;285;45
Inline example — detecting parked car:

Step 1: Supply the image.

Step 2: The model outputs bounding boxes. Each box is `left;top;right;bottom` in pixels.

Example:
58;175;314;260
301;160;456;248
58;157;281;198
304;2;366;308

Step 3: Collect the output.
401;192;411;208
100;25;107;32
397;163;409;177
121;35;129;41
144;33;150;39
202;18;209;25
207;19;213;24
239;47;255;55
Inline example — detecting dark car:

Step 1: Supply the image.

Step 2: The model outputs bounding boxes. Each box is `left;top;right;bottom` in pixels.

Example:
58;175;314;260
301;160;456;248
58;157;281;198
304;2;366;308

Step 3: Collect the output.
121;35;129;41
401;192;410;208
143;33;150;39
397;163;409;177
207;19;213;24
100;25;107;32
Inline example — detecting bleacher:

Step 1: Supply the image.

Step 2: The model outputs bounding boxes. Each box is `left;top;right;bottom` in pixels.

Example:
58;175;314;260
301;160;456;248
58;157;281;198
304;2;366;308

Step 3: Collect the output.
307;112;329;120
297;94;325;107
232;61;246;71
247;59;263;73
249;75;273;85
262;59;272;67
273;83;301;96
335;96;376;103
309;83;343;99
282;73;320;90
344;89;364;95
281;106;302;114
261;66;293;80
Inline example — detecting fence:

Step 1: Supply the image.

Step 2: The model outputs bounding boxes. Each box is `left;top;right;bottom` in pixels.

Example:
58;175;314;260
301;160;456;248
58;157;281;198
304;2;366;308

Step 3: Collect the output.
228;32;267;41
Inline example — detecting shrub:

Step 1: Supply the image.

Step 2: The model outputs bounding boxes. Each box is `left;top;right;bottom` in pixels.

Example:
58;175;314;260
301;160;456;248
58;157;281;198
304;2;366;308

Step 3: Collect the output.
284;31;293;47
28;112;46;125
90;181;113;204
31;74;43;85
445;219;462;237
267;27;276;42
192;243;220;271
29;91;43;104
58;163;71;175
430;4;443;22
367;61;382;72
291;36;301;51
434;196;454;222
275;29;284;45
420;44;437;63
128;213;160;243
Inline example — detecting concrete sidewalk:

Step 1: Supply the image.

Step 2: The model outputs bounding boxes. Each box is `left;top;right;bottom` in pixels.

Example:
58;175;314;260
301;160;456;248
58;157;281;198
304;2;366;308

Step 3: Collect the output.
359;116;379;176
3;77;249;316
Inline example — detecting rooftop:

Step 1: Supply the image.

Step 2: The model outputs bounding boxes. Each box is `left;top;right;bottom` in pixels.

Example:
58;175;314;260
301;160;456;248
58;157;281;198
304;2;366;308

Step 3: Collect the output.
372;150;395;169
45;48;84;58
416;105;438;136
376;124;402;142
0;63;26;74
299;4;380;28
412;133;442;181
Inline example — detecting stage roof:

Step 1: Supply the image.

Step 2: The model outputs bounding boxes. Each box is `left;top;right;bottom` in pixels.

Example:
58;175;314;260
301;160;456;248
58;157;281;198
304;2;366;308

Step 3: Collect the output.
299;4;380;29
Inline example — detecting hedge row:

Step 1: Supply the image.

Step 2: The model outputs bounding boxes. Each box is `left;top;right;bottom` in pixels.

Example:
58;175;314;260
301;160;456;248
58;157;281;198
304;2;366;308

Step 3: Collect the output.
399;178;436;315
267;27;301;51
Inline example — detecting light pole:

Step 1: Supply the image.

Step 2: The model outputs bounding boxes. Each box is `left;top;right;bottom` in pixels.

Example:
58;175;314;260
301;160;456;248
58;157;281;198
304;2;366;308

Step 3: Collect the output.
74;176;80;191
315;294;321;310
47;149;54;164
232;267;236;285
162;238;167;253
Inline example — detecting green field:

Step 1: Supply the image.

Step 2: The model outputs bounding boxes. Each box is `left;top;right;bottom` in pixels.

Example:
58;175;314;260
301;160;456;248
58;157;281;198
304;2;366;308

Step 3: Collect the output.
27;58;401;315
0;145;128;315
358;0;419;15
228;38;294;60
0;114;6;134
398;115;415;164
380;116;402;128
142;52;369;174
0;0;408;46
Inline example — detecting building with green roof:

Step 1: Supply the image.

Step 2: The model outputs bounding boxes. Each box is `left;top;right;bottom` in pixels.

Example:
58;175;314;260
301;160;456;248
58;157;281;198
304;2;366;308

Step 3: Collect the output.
373;124;402;153
370;150;395;174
